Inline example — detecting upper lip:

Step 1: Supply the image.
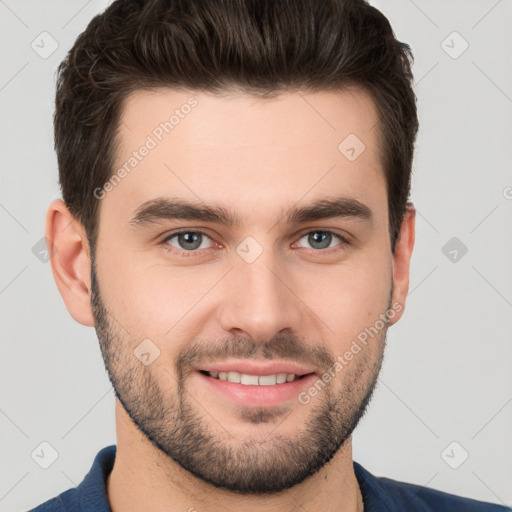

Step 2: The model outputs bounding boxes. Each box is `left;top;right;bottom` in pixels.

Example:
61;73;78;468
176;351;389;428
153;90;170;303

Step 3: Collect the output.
196;360;317;377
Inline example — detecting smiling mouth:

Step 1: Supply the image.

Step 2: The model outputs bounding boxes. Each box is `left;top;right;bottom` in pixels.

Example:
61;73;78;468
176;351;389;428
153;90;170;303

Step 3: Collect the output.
198;369;313;386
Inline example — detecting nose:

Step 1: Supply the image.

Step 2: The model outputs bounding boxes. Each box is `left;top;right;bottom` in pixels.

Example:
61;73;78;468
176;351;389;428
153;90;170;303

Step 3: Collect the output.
217;248;304;344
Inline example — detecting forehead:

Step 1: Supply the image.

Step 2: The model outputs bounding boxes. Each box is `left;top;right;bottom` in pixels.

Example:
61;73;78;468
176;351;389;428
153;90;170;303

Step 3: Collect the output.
105;87;386;228
119;86;380;152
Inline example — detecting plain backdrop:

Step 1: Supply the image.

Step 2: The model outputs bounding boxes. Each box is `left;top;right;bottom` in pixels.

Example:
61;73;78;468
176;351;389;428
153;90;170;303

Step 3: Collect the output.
1;1;511;511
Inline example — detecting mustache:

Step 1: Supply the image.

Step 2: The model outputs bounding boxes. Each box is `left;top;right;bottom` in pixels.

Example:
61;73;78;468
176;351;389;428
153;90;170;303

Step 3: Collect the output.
174;334;335;379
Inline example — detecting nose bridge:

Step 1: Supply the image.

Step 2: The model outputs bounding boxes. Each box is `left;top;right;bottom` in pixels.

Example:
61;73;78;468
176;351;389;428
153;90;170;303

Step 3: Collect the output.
218;238;302;341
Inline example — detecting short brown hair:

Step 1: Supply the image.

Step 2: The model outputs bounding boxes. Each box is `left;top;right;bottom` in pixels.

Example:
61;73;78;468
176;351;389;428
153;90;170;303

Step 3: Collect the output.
54;0;418;254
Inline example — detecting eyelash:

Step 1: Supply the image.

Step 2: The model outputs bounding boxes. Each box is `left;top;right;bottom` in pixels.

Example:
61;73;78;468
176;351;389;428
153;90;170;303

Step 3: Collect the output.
161;229;350;257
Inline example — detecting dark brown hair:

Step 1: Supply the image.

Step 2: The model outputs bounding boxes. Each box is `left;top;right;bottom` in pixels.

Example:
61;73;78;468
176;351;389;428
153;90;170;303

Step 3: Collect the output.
54;0;418;254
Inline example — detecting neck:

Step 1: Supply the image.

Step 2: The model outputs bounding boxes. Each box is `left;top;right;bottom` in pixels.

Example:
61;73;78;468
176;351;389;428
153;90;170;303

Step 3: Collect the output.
106;401;362;512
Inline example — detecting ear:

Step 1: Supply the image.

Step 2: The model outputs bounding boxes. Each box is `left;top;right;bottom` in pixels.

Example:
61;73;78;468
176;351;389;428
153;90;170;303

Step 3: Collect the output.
388;204;416;326
45;199;95;327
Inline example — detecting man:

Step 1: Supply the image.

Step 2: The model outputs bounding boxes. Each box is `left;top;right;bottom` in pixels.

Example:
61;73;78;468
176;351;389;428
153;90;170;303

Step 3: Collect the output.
28;0;510;511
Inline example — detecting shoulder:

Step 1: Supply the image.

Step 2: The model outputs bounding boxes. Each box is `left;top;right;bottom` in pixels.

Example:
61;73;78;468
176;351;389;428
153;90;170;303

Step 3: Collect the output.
26;489;78;512
354;461;511;512
377;474;510;511
26;445;116;512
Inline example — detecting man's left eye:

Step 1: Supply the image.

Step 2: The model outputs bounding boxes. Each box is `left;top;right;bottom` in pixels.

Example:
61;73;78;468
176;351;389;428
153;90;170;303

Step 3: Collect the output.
295;231;349;251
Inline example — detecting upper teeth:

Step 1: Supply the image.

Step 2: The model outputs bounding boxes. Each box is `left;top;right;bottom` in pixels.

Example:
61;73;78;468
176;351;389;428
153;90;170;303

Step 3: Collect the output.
208;371;299;385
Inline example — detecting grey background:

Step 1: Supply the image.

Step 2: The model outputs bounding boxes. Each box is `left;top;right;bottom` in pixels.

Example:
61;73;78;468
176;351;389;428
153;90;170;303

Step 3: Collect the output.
1;1;511;510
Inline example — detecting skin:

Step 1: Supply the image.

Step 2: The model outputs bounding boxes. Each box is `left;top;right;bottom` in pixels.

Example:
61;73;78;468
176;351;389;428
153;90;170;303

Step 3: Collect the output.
46;87;415;512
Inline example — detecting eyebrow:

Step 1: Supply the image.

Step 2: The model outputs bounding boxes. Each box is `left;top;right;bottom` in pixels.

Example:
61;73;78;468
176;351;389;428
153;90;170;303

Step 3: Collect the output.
129;196;373;229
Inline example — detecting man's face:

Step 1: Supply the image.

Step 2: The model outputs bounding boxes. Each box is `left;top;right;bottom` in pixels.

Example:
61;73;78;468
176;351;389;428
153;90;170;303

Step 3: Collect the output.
91;88;398;493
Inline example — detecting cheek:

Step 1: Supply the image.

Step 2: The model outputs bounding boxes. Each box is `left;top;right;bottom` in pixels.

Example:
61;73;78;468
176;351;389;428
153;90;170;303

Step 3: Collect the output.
97;251;217;341
302;247;392;341
94;250;167;335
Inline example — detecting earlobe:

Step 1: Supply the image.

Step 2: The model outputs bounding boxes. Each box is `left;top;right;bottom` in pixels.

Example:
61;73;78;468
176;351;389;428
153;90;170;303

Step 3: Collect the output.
45;199;95;327
389;204;416;326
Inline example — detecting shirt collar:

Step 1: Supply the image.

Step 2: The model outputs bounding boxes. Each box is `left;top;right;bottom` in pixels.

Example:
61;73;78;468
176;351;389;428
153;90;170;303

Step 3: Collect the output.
78;444;116;512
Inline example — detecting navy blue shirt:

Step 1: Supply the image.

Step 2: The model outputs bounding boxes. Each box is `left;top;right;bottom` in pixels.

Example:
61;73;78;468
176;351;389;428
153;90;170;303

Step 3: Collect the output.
28;445;511;511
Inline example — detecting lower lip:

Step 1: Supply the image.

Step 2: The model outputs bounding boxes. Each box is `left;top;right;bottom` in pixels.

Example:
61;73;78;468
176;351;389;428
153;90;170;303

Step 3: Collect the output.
194;371;318;408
